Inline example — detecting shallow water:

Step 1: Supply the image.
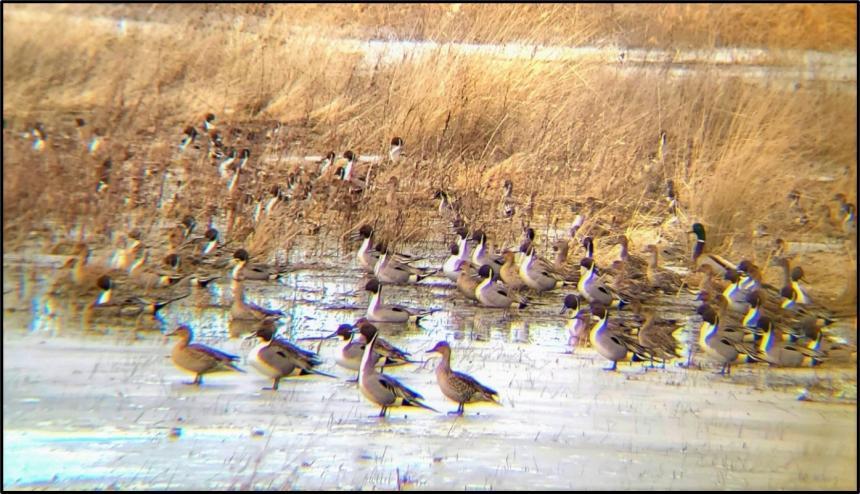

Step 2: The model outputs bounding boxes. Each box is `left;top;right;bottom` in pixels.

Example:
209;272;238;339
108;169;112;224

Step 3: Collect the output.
3;240;857;490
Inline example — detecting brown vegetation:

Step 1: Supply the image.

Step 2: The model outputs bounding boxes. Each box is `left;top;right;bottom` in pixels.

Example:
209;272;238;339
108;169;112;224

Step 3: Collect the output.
3;4;856;305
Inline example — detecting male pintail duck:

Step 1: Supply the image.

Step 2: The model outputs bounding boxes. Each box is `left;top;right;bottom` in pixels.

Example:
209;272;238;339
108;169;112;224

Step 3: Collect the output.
166;325;245;385
179;126;197;151
374;251;436;284
324;322;413;374
351;224;423;273
560;294;589;349
426;341;500;415
441;245;463;283
353;317;416;364
636;310;682;368
218;148;238;178
365;278;435;324
475;265;528;309
518;246;564;292
799;319;856;366
578;258;628;309
442;239;470;282
203;113;216;132
789;265;813;305
389;136;404;162
470;230;504;274
231;249;288;281
588;305;648;371
757;316;825;367
357;322;438;417
697;303;767;375
246;321;336;390
833;193;856;234
164;254;221;289
230;277;285;321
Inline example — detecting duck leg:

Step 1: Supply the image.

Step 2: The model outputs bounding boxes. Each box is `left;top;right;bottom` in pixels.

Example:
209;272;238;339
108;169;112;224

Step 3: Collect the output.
263;377;280;390
192;374;203;385
448;403;465;416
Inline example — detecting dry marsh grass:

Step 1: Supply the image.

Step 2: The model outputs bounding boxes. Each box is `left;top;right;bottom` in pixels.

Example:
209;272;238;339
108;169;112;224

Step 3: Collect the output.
2;5;856;304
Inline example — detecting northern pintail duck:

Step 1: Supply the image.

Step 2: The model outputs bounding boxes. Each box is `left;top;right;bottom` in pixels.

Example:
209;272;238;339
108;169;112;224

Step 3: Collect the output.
365;278;435;323
588;305;648;371
797;319;856;365
611;236;647;279
374;251;435;284
389;136;404;162
697;303;767;375
324;322;413;373
499;250;527;291
441;228;473;281
499;179;515;218
755;316;824;367
426;341;500;415
353;317;415;364
179;126;197;151
455;261;481;301
352;224;423;273
442;243;466;282
642;244;684;293
218;148;238;178
475;265;528;309
578;258;627;309
246;321;335;390
166;325;244;385
518;246;564;292
637;310;682;368
833;193;856;234
560;294;589;349
230;249;288;281
470;230;504;273
230;277;285;321
164;254;221;289
202;112;216;132
357;322;437;417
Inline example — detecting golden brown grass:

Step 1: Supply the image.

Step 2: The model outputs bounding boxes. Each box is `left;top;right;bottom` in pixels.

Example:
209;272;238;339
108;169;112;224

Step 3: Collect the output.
36;4;858;50
3;4;856;306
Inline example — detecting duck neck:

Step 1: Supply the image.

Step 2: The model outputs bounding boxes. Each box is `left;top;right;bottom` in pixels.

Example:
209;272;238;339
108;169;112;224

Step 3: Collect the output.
369;289;382;312
590;314;608;340
620;241;629;261
359;336;378;380
692;240;705;262
457;236;471;260
436;349;452;373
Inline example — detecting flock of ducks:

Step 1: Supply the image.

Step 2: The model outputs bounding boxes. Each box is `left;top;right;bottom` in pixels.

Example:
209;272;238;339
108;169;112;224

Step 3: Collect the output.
27;113;859;418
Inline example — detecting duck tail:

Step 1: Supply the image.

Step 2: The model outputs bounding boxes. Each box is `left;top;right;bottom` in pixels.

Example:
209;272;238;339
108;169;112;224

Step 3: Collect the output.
302;368;338;379
416;269;438;282
408;399;439;413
